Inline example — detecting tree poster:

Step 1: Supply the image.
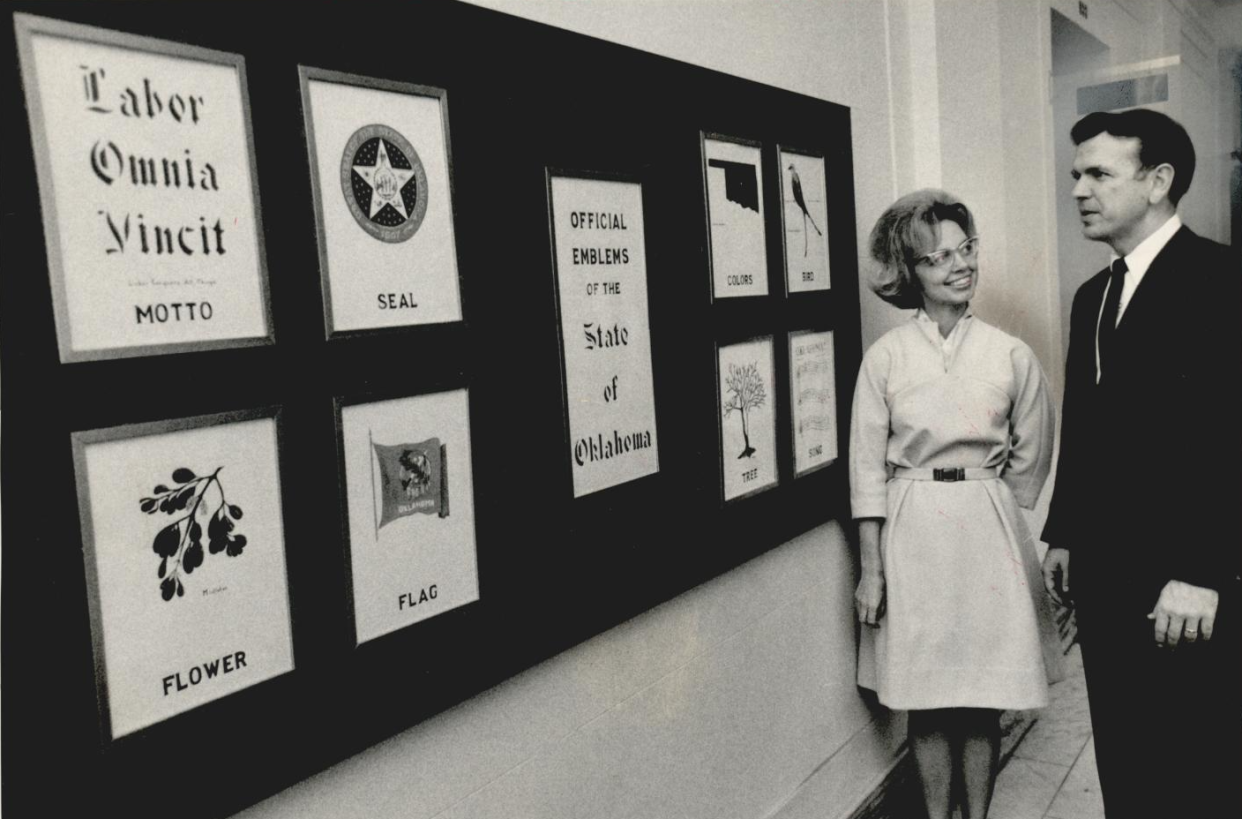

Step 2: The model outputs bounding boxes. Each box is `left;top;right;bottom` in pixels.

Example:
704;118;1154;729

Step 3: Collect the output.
718;336;778;501
338;389;480;645
72;411;295;740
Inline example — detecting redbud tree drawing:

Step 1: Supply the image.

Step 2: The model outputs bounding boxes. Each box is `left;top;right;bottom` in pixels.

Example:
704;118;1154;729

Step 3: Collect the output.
140;467;246;601
722;361;767;459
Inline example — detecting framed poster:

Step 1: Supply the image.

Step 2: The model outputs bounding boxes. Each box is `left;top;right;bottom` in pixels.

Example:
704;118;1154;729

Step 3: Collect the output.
71;409;295;742
14;14;272;363
547;170;660;498
300;67;462;337
778;147;831;293
701;134;768;300
337;389;480;645
717;336;778;502
789;330;838;476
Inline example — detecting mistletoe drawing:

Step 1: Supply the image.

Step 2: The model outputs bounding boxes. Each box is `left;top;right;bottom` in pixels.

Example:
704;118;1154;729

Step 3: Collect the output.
139;467;246;601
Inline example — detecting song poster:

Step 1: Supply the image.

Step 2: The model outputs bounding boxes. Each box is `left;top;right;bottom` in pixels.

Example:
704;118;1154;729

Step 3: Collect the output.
789;330;838;476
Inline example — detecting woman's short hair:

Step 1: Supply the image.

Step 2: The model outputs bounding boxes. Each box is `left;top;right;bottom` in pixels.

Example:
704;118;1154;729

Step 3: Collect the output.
868;189;975;309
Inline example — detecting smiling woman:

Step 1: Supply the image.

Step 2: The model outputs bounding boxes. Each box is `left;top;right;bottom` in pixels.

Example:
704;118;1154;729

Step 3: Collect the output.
850;188;1061;819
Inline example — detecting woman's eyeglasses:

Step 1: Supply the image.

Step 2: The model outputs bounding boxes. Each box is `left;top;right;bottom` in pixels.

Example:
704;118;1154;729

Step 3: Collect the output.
915;236;980;269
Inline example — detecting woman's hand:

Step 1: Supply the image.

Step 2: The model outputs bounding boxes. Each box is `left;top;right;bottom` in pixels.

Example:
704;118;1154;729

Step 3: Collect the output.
855;570;886;626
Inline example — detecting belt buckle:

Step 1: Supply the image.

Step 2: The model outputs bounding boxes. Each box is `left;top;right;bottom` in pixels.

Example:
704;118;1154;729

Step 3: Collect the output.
933;467;964;482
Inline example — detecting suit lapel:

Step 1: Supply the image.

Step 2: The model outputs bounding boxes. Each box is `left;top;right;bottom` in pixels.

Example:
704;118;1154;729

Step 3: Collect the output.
1113;226;1193;341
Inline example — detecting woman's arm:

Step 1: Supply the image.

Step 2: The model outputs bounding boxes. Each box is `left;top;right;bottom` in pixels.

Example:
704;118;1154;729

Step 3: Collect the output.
855;518;885;625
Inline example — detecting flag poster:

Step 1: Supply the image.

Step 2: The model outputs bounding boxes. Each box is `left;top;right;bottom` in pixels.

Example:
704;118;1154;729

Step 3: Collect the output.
72;411;295;740
702;135;768;300
778;148;831;293
338;389;479;645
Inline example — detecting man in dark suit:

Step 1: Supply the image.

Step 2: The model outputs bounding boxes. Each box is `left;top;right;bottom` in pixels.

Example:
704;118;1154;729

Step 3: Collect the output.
1042;108;1241;817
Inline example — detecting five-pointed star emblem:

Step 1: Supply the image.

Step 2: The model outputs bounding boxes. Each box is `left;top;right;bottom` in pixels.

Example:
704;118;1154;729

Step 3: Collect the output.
353;140;415;219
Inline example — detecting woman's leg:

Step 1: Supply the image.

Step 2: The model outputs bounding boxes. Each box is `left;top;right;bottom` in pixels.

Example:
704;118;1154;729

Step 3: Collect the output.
957;708;1001;819
908;709;954;819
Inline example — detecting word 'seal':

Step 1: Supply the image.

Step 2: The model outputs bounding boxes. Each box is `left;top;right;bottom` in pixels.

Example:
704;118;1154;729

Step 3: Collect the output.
81;66;205;125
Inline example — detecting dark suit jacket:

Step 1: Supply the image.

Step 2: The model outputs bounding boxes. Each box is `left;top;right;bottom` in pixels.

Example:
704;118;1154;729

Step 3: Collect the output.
1042;225;1241;609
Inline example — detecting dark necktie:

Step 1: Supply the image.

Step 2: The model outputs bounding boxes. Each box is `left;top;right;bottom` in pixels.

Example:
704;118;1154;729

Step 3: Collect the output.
1097;258;1127;378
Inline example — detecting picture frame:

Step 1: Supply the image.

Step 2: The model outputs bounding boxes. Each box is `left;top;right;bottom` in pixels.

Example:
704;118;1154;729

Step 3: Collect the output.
777;146;831;294
700;133;769;301
299;66;463;338
716;334;779;503
71;408;295;742
14;13;274;363
788;329;838;477
546;168;661;498
334;388;481;646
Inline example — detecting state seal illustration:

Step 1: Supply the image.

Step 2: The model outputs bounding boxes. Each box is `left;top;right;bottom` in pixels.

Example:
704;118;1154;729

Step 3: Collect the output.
340;124;428;243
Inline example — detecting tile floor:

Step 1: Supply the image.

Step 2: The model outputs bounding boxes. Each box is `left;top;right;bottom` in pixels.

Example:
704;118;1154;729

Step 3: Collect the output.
989;644;1105;819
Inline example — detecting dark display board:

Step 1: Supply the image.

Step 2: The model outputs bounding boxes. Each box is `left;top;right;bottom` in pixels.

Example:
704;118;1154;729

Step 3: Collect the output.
0;2;861;816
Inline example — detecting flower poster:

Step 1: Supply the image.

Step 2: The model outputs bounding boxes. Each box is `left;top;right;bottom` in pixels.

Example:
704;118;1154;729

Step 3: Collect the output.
72;411;294;740
338;389;480;645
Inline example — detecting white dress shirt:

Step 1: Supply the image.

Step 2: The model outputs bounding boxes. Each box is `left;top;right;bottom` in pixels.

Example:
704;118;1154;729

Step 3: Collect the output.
1094;214;1182;382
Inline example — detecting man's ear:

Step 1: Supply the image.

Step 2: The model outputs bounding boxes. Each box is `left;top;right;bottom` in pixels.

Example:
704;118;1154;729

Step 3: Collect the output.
1147;163;1176;205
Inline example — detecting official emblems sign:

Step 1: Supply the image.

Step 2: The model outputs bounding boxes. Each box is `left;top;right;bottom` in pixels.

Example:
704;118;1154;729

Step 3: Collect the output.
301;67;463;336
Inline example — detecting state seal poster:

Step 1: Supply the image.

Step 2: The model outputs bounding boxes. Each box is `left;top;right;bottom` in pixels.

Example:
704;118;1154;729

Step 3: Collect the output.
300;67;462;336
547;172;660;498
338;389;480;645
778;148;831;294
717;336;778;502
71;410;294;741
789;330;838;476
15;15;272;363
702;135;768;300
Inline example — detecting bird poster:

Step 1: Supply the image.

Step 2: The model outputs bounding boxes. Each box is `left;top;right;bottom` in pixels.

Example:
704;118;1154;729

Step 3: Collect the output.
71;411;295;741
338;389;479;646
15;16;272;362
300;68;462;335
547;173;660;498
789;330;838;476
718;336;778;502
778;149;831;293
702;136;769;299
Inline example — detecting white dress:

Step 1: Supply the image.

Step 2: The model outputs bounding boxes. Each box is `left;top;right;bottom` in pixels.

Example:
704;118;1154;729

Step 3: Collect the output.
850;312;1063;710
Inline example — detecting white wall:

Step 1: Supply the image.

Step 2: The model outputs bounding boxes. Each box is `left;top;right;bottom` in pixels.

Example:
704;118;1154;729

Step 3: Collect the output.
237;3;905;819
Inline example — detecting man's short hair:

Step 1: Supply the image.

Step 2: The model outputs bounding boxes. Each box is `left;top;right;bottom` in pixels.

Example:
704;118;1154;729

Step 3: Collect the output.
868;188;975;310
1070;109;1196;205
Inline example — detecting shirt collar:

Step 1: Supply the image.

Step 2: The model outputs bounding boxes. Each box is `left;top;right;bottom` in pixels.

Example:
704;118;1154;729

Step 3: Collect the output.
1110;214;1181;280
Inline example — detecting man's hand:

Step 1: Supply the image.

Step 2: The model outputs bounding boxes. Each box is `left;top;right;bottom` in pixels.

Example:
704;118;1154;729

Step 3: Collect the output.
1148;580;1219;648
1042;547;1072;607
855;571;886;627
